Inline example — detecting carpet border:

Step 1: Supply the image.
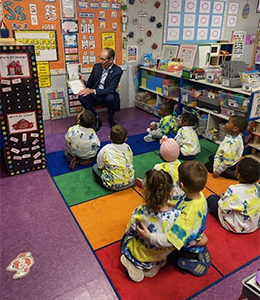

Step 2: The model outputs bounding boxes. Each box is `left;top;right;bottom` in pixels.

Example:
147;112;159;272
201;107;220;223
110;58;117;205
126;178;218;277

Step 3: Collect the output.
186;255;260;300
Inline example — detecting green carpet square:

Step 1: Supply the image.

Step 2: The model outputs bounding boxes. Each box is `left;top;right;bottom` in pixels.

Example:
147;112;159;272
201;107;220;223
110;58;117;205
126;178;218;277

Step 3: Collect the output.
133;151;162;179
199;138;218;154
54;168;112;207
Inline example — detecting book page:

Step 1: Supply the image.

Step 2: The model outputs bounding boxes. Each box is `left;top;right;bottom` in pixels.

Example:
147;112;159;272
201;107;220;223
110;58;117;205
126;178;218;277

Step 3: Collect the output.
67;64;80;80
68;79;85;94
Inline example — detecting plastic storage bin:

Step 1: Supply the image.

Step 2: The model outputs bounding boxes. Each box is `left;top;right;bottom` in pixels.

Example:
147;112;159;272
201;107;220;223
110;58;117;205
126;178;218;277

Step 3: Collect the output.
180;87;203;107
218;90;250;112
162;78;179;98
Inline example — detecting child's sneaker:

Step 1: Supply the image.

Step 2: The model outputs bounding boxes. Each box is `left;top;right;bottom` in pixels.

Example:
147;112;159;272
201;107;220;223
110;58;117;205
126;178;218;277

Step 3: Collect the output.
144;135;156;142
198;246;211;267
144;260;167;278
135;178;143;188
177;257;208;277
120;255;144;282
70;156;80;170
78;159;94;166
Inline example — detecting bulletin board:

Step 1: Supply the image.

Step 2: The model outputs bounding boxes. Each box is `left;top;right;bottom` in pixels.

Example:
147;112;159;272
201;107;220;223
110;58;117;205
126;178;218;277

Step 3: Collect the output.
0;44;46;176
2;0;64;72
164;0;226;44
2;0;123;73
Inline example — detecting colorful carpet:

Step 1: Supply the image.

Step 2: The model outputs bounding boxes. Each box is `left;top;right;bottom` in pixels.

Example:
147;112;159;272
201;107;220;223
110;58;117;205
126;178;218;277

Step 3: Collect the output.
47;135;260;300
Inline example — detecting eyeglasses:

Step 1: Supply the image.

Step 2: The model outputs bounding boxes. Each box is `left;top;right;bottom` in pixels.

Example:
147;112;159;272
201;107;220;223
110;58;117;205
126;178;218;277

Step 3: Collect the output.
98;56;110;62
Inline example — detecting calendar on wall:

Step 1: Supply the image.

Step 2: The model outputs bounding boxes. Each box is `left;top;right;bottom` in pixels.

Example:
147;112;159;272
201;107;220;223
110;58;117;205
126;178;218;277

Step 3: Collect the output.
0;44;46;176
164;0;226;44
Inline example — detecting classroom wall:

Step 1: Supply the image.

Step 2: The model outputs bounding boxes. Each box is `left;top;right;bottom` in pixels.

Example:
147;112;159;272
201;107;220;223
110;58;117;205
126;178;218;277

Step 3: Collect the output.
222;0;259;66
0;0;259;119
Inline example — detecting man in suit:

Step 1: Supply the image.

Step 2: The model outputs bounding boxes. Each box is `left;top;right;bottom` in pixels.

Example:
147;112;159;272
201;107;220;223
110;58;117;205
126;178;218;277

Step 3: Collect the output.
78;48;123;131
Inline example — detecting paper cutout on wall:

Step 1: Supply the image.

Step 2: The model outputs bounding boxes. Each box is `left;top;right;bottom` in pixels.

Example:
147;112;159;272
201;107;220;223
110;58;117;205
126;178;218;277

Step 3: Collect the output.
211;15;223;27
168;13;181;26
169;0;182;12
209;28;221;40
167;28;180;41
199;1;211;13
228;2;239;15
212;1;225;14
198;14;209;27
183;14;196;27
184;0;197;13
183;28;195;40
196;28;208;40
242;3;250;19
226;15;237;27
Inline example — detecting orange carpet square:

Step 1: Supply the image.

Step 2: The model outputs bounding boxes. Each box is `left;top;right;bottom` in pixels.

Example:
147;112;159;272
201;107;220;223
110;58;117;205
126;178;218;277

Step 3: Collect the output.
205;175;237;195
71;188;144;250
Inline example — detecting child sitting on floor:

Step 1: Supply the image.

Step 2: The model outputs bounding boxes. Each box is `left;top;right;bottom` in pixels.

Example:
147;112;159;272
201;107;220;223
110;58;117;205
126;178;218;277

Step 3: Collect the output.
64;109;100;170
136;161;211;277
207;157;260;234
144;100;178;142
92;124;135;190
174;112;201;160
135;135;184;205
121;169;207;282
205;115;248;179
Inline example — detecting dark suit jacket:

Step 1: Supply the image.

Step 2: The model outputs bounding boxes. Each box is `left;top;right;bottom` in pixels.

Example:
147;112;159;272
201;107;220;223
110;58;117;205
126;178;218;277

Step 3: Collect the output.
86;63;123;111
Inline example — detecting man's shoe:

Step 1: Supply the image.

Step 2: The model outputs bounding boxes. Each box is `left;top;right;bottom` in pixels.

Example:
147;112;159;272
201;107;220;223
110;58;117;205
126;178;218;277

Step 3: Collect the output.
93;116;102;132
109;118;117;128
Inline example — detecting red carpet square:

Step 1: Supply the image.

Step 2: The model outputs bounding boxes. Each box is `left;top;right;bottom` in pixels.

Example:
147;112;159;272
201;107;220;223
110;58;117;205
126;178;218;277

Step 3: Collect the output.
96;241;221;300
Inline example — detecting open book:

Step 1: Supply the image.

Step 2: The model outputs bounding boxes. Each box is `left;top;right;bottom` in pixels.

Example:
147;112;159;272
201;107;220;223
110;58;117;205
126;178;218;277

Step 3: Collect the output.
67;64;86;94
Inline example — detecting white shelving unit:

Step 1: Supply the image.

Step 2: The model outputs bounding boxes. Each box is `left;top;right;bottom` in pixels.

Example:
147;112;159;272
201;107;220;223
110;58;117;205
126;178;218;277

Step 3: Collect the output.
136;66;259;151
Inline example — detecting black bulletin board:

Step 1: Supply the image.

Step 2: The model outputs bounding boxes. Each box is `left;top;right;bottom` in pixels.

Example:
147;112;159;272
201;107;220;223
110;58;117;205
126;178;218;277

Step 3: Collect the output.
0;44;46;176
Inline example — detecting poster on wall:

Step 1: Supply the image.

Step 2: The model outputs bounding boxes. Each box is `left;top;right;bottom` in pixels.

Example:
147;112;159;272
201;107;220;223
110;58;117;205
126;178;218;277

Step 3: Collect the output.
102;32;116;50
14;31;58;62
0;53;31;78
7;112;38;135
127;46;138;62
231;31;246;59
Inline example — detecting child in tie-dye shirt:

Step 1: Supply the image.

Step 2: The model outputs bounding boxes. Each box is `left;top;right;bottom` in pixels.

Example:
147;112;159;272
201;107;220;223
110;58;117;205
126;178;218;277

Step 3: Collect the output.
144;100;178;142
121;170;181;282
64;110;100;170
205;116;248;179
207;157;260;233
92;124;135;190
136;161;211;277
174;112;200;160
135;135;184;205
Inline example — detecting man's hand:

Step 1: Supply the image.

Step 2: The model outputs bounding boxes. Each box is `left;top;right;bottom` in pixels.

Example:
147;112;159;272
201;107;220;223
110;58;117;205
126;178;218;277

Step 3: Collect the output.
78;88;94;96
136;222;151;241
212;171;220;178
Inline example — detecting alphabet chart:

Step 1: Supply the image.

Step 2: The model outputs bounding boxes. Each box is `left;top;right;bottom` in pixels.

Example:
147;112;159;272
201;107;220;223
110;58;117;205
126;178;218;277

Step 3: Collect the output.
165;0;226;44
